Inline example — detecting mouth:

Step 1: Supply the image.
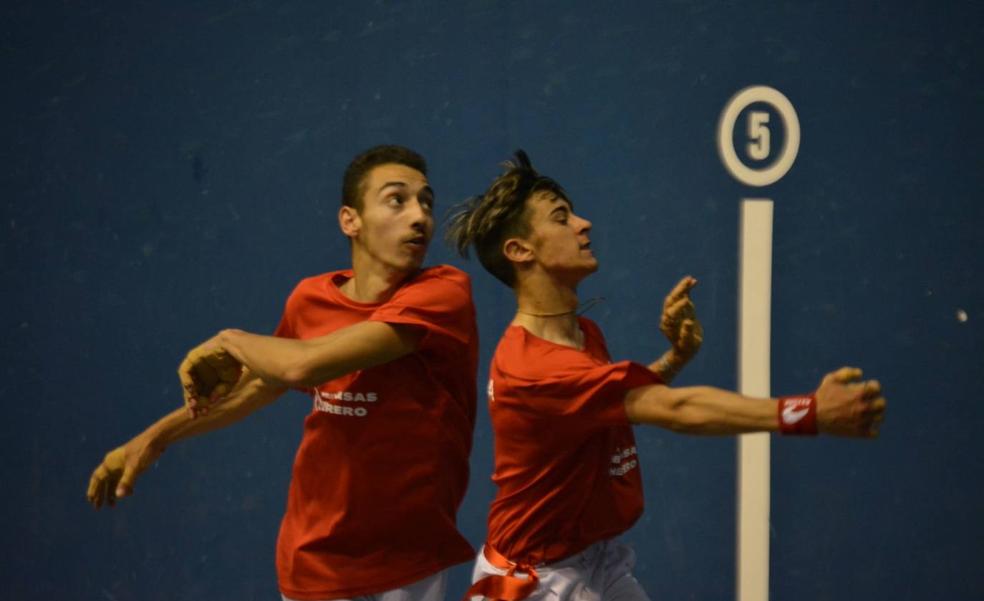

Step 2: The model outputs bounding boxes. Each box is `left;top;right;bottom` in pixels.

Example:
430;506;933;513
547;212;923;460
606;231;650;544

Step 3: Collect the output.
403;235;430;250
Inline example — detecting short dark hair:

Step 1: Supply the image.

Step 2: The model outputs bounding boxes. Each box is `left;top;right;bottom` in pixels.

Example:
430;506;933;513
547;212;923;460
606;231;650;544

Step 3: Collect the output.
445;150;567;287
342;145;428;210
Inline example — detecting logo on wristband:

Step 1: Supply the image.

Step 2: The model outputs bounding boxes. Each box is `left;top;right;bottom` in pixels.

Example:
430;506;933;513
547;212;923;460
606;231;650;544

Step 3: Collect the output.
778;395;818;435
781;399;811;425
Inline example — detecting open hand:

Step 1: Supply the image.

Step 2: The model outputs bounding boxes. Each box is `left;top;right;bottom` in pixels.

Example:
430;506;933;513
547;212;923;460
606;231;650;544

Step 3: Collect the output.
86;437;164;509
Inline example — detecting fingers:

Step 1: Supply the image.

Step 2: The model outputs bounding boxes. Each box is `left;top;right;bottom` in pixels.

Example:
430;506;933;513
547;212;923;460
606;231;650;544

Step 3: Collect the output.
834;366;863;383
87;443;160;508
179;341;243;420
178;354;202;413
661;297;696;331
117;464;137;499
87;459;118;509
179;351;222;417
823;366;863;386
858;380;886;438
860;394;886;418
181;348;219;393
680;320;694;339
210;383;233;402
87;463;109;509
677;319;703;349
206;352;241;383
861;379;882;399
192;359;220;397
663;276;698;310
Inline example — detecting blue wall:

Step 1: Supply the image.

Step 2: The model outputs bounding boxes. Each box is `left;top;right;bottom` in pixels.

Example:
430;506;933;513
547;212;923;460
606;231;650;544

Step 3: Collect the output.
2;1;981;599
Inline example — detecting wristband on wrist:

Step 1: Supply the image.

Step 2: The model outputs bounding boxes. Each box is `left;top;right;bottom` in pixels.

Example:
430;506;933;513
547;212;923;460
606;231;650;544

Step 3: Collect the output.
778;393;818;435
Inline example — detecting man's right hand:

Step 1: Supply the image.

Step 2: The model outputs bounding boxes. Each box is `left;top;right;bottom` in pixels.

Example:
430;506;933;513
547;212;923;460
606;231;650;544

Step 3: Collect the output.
178;332;243;418
86;436;164;509
815;367;887;437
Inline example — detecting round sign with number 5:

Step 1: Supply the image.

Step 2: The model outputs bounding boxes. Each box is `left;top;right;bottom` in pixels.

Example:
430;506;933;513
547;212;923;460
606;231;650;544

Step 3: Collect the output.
718;86;800;187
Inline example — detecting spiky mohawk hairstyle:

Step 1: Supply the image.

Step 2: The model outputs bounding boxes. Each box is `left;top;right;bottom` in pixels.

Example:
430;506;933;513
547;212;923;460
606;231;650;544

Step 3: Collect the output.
445;150;567;287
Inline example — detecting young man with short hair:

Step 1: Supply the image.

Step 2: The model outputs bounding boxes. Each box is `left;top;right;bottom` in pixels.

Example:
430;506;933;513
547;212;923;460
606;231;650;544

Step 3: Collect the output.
446;151;887;601
87;145;478;601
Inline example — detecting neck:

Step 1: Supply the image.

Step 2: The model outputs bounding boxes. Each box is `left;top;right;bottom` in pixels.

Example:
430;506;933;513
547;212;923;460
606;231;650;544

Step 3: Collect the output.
512;272;583;349
341;249;416;303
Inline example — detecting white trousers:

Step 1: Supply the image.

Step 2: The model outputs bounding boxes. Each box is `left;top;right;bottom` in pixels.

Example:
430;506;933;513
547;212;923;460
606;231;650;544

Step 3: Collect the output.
470;540;649;601
282;569;447;601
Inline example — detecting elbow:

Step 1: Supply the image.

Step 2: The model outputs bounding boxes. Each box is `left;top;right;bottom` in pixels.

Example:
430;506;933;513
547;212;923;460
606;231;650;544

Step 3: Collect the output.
279;363;317;388
275;340;329;387
281;354;340;388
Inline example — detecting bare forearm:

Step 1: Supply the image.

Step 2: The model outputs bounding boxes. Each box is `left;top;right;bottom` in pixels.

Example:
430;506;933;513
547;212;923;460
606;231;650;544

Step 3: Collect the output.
218;329;313;386
625;385;778;435
218;323;418;388
144;374;284;449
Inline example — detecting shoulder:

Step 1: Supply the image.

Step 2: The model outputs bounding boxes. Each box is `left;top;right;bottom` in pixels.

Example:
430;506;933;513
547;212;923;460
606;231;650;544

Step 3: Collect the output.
578;316;611;351
391;265;474;305
492;327;593;382
283;270;347;306
412;265;472;292
578;316;603;338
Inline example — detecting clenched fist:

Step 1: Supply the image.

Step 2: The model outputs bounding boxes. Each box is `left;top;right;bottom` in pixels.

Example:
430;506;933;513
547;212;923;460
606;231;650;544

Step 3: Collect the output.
178;333;243;418
816;367;887;438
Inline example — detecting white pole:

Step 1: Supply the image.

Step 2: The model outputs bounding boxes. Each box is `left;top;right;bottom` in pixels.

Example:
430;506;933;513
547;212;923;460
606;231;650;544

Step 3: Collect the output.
737;199;774;601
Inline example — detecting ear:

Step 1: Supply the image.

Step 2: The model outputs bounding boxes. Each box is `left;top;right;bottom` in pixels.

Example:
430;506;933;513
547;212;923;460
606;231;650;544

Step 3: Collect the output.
502;237;534;265
339;205;361;238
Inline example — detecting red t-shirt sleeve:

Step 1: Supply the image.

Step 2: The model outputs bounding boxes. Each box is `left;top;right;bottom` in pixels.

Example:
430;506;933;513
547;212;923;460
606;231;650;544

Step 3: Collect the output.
272;278;308;340
504;354;660;428
368;266;474;354
269;285;312;394
272;311;295;339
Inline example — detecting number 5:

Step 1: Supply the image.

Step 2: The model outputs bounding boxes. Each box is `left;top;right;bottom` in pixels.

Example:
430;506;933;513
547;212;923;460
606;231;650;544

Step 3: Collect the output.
747;111;770;160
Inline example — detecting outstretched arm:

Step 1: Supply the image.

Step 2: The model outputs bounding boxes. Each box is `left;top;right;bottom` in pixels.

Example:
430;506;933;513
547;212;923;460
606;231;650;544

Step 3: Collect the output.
624;366;886;438
650;275;704;383
87;369;285;509
179;321;422;415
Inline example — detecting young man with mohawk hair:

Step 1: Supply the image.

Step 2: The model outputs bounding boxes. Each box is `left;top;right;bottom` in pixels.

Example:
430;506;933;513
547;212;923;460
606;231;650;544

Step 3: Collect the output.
447;151;887;601
87;145;479;601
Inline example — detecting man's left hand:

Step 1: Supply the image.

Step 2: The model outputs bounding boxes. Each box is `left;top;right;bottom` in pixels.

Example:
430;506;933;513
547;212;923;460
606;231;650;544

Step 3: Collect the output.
660;275;703;359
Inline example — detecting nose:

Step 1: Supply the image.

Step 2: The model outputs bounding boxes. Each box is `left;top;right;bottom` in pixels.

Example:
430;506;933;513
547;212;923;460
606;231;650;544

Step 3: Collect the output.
575;213;592;233
409;196;433;230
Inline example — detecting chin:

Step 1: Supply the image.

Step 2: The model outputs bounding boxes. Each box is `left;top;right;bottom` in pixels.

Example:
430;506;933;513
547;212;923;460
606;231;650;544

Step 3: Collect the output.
563;263;598;287
396;256;427;273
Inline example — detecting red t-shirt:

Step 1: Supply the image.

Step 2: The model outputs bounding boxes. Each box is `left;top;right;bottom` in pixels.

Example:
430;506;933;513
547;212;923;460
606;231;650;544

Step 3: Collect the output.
485;317;661;564
272;265;478;600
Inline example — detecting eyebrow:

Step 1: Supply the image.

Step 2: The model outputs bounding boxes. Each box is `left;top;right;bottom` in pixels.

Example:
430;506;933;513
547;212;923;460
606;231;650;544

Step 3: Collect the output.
376;182;436;204
548;196;573;212
377;182;435;197
377;182;408;194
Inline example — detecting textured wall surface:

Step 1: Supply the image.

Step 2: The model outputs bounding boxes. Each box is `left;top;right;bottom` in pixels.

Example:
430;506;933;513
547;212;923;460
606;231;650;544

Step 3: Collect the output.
2;1;981;599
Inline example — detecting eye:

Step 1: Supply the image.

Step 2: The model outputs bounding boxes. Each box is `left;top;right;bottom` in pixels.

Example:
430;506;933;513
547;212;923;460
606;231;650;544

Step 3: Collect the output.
419;195;435;212
387;194;404;207
553;211;569;224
